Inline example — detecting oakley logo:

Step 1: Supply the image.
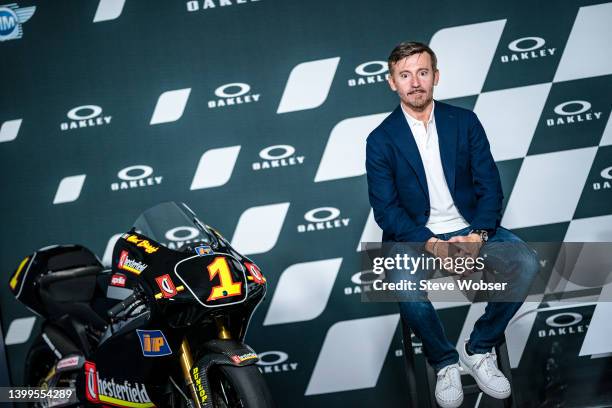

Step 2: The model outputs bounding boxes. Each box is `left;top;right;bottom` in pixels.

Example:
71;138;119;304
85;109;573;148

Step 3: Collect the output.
60;105;112;131
112;165;163;191
208;82;260;109
348;60;388;87
252;144;305;171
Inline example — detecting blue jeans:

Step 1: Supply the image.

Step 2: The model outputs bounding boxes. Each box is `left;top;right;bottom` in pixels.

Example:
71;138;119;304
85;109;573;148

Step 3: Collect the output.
392;227;539;372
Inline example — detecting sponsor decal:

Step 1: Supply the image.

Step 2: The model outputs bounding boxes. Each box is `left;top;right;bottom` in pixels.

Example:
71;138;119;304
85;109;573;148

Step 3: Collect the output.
195;245;213;256
252;144;305;171
186;0;260;12
545;100;602;127
123;234;160;254
118;250;148;275
60;105;112;131
231;352;258;364
155;274;178;298
593;166;612;190
244;262;266;284
208;82;260;109
111;165;163;191
500;36;556;63
347;60;389;87
256;351;298;374
56;355;80;370
110;273;126;287
191;366;209;404
0;3;35;42
297;207;350;233
538;312;589;338
136;330;172;357
85;361;154;407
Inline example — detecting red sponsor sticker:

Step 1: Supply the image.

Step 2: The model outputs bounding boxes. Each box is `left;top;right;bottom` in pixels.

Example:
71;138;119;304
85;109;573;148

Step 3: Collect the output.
110;273;126;287
84;361;99;403
245;262;265;284
231;355;241;364
118;250;128;268
155;274;177;298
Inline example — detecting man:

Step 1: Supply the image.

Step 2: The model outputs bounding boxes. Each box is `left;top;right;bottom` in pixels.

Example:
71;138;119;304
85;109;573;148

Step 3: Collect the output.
366;42;539;408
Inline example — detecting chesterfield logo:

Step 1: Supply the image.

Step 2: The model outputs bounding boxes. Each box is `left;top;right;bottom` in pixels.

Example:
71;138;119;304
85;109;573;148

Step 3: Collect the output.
0;3;35;41
60;105;112;131
256;351;298;374
538;312;589;338
593;166;612;190
111;165;163;191
252;144;305;171
546;100;602;127
500;36;556;63
347;60;389;87
208;82;260;109
118;250;147;275
297;207;350;233
186;0;260;12
85;361;153;406
163;226;202;250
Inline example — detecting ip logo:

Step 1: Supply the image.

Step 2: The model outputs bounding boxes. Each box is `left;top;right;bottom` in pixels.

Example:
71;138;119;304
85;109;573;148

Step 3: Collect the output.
136;330;172;357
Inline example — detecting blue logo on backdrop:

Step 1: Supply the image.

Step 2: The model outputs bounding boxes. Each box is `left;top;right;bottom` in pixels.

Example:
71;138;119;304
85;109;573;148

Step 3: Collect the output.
136;330;172;357
0;4;35;41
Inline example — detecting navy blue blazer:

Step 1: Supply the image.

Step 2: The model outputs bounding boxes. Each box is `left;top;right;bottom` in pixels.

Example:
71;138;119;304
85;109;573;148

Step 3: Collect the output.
365;100;503;243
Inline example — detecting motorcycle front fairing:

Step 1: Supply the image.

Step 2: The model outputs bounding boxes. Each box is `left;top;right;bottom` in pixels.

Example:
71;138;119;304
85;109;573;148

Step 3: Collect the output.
90;202;267;404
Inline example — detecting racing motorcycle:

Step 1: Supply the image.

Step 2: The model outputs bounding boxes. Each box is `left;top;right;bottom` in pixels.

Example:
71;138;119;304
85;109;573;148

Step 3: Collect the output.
9;202;274;407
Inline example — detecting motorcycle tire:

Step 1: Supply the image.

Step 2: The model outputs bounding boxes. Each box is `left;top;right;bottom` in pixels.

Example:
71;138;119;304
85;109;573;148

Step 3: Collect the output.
177;364;274;408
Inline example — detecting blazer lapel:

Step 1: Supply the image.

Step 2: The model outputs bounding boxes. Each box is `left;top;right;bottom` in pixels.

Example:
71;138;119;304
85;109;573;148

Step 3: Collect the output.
383;105;429;199
434;101;457;193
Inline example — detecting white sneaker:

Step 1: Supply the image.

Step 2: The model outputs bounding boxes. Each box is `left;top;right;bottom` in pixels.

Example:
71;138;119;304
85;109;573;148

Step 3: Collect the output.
435;363;463;408
459;340;511;399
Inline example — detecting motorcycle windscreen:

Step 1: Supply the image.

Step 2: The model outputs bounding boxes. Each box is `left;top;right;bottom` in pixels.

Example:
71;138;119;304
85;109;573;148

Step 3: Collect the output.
173;254;248;308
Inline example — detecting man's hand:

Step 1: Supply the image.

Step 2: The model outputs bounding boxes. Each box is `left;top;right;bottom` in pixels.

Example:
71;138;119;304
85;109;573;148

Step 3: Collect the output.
448;233;483;259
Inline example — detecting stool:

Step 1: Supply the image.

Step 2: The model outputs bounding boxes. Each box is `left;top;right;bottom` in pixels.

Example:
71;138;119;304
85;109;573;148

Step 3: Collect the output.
400;317;517;407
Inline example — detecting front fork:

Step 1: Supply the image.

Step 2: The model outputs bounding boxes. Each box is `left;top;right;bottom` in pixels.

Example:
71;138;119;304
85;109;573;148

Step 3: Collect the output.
178;317;232;407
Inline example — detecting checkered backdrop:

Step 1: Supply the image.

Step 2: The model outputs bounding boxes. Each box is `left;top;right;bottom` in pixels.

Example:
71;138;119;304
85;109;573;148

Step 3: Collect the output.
1;0;611;406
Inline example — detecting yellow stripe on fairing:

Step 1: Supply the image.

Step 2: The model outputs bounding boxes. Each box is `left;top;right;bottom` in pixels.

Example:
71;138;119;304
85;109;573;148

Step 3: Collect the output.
99;394;156;407
10;256;30;290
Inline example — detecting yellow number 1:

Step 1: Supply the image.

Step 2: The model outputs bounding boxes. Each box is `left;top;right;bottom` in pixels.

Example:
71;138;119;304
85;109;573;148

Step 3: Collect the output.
207;257;243;301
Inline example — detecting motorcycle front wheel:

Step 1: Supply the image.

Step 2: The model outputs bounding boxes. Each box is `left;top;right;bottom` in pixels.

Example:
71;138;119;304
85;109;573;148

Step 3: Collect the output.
207;364;275;408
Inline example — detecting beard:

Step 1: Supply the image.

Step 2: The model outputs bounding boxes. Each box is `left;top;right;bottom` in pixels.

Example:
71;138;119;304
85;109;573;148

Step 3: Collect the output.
404;89;433;111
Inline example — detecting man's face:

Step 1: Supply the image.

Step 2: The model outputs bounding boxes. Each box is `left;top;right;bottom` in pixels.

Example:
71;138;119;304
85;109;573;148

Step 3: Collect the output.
387;52;439;111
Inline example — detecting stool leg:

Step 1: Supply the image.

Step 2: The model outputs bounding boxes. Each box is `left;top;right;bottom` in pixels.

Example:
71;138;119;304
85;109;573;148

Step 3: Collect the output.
401;320;420;407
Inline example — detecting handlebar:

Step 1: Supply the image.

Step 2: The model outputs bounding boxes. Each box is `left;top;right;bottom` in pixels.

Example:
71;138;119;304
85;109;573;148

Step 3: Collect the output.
107;292;139;319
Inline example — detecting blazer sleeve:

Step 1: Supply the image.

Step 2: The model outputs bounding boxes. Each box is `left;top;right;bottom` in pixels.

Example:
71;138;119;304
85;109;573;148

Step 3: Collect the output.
466;111;504;233
366;132;435;243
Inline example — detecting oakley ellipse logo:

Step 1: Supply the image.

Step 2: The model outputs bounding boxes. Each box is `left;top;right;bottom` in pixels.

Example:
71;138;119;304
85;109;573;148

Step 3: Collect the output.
60;105;112;131
501;36;556;63
208;82;260;109
163;226;203;250
348;60;388;87
111;165;163;191
593;166;612;191
546;100;602;127
297;207;350;233
252;144;305;171
538;312;588;338
255;351;298;374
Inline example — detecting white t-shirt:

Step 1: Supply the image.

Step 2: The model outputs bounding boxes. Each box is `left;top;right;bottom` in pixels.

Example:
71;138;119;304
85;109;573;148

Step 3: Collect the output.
401;103;470;234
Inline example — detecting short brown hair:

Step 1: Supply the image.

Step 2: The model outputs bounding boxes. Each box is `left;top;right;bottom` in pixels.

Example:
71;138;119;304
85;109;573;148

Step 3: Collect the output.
388;41;438;73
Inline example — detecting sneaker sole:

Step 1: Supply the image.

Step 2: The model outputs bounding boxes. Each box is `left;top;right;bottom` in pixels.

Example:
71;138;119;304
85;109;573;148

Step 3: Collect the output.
436;394;464;408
